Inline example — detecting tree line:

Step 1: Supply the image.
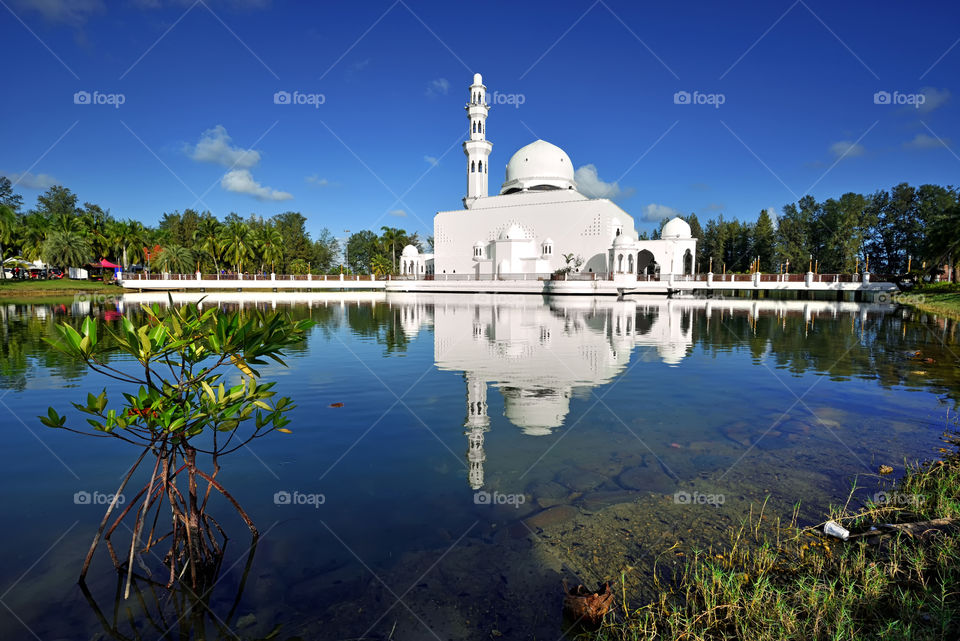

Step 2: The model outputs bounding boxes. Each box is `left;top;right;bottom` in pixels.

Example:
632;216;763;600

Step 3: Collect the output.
2;177;956;279
0;177;430;276
666;183;959;279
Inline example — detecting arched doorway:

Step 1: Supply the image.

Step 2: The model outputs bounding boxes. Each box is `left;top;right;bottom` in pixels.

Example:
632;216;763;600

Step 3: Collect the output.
683;249;693;275
637;250;658;276
627;254;634;274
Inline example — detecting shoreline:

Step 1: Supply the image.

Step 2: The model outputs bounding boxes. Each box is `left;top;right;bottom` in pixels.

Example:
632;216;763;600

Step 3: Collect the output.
588;434;960;640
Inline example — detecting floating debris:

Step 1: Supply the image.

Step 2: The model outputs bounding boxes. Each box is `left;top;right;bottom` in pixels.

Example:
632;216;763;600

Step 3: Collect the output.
329;402;344;408
879;465;894;475
562;580;613;628
824;520;850;540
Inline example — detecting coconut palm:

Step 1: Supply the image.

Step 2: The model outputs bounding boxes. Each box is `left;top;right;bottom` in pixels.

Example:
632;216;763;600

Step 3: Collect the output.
112;219;148;269
155;245;194;274
192;217;222;273
0;205;15;279
380;226;404;272
220;221;254;273
42;230;93;270
17;214;48;263
370;253;392;277
256;226;284;273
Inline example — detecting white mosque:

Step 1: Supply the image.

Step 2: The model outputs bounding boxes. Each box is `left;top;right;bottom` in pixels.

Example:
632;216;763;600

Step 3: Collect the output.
399;73;697;282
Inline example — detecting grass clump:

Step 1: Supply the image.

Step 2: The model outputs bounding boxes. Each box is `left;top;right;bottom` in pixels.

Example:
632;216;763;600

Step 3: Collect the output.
587;435;960;640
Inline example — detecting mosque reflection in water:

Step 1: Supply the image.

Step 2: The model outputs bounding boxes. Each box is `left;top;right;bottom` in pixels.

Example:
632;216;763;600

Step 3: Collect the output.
387;294;881;490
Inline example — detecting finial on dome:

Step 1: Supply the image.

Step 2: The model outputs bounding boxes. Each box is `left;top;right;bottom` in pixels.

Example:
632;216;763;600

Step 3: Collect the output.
473;73;482;85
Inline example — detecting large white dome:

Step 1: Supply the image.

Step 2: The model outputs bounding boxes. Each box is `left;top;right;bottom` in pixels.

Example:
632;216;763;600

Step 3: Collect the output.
500;140;576;194
661;217;692;239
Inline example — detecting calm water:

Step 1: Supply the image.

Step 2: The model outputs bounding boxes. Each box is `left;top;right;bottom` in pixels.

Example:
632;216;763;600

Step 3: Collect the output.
1;293;958;640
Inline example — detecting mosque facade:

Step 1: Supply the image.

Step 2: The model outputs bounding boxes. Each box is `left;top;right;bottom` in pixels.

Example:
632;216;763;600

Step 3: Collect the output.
399;74;697;282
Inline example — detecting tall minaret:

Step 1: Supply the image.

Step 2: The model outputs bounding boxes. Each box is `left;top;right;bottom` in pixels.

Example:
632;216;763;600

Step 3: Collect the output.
463;73;493;209
464;374;490;490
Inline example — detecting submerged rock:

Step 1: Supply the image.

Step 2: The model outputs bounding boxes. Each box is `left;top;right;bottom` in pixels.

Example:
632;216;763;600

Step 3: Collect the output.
617;465;676;494
520;505;579;533
555;467;609;492
577;490;638;512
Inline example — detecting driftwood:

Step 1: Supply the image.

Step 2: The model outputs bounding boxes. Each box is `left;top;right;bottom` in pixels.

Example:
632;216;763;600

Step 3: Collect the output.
879;518;958;540
562;580;614;627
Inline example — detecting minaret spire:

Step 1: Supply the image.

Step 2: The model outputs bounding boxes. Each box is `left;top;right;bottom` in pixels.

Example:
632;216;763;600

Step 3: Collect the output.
463;73;493;209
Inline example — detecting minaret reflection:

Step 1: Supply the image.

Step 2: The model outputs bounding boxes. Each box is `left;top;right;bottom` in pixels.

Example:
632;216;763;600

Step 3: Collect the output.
464;374;489;490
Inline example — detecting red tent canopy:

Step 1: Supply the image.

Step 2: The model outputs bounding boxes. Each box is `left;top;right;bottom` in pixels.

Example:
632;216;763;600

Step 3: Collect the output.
91;259;122;269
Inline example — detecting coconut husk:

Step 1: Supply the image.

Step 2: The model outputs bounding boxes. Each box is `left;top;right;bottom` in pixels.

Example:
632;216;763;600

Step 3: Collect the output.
562;580;613;627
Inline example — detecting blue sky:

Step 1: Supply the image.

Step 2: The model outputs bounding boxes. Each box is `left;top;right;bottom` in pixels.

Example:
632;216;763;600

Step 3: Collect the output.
2;0;958;241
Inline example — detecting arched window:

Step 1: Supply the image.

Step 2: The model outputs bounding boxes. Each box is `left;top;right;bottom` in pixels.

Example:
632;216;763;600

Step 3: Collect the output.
479;121;483;134
471;161;475;173
478;160;483;172
472;121;476;133
628;254;634;274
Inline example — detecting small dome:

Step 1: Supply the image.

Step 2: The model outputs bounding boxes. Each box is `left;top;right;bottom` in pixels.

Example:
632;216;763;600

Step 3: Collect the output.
401;244;419;257
474;240;485;247
500;140;577;194
499;224;530;240
473;72;483;85
613;234;636;248
661;217;692;239
543;237;554;245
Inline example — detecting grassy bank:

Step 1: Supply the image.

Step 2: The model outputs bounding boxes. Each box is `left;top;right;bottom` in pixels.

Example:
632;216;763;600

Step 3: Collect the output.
0;278;119;301
908;282;960;319
586;433;960;640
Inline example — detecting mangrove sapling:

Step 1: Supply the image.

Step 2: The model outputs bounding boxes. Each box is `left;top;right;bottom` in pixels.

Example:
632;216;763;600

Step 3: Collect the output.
40;300;312;595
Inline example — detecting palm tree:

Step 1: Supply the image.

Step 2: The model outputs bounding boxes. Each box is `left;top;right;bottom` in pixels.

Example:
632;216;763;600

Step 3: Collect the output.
18;214;48;263
370;253;392;277
193;217;222;273
0;205;15;279
155;245;194;274
220;221;254;273
380;226;404;273
42;230;92;270
256;226;284;273
112;219;147;269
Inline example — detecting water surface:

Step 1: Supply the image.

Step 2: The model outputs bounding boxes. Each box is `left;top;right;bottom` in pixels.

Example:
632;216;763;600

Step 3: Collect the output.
1;293;957;640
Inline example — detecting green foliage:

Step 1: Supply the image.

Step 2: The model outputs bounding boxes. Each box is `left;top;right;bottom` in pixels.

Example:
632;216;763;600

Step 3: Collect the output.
41;300;313;447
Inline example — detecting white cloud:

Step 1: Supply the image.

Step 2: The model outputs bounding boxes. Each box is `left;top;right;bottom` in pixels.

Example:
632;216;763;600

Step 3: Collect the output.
388;209;407;217
904;133;951;149
426;78;450;97
703;202;724;212
14;0;104;24
187;125;260;169
424;155;439;167
7;171;58;190
574;164;634;200
764;207;778;225
829;140;865;158
305;175;329;186
642;203;683;222
221;169;292;201
918;87;950;113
